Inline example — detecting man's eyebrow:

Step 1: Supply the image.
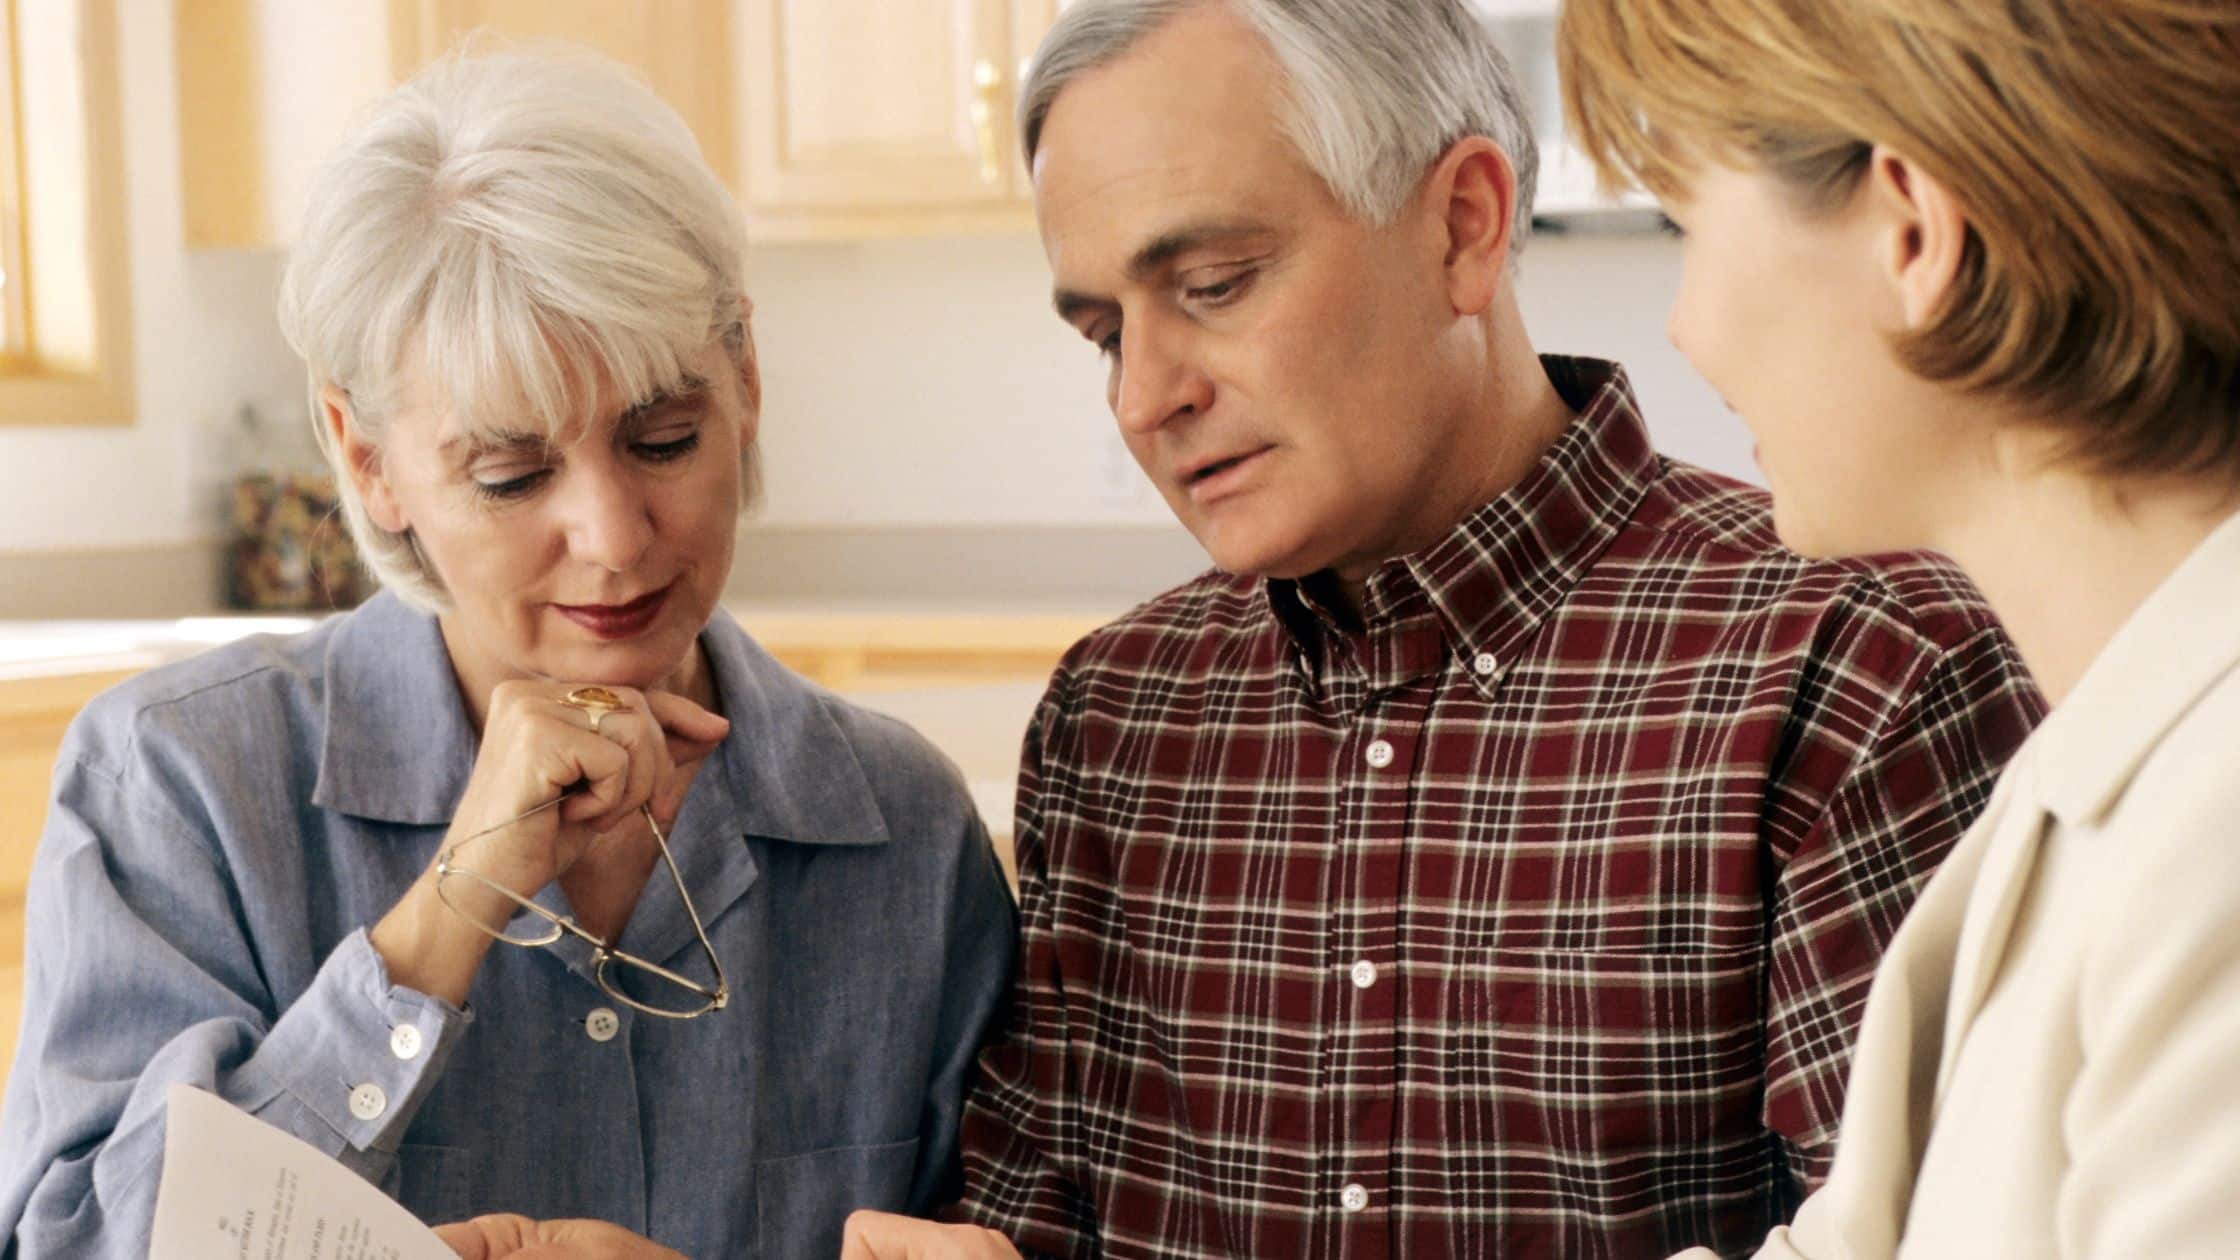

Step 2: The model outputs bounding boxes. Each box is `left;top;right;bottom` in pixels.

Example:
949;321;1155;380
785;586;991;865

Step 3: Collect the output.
1052;220;1273;322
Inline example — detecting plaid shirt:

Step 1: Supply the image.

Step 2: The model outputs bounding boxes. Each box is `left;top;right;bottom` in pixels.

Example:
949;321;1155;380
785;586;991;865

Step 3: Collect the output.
953;358;2043;1259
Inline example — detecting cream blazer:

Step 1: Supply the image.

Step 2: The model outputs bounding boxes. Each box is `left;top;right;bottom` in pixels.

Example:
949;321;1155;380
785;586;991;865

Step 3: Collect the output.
1681;508;2240;1260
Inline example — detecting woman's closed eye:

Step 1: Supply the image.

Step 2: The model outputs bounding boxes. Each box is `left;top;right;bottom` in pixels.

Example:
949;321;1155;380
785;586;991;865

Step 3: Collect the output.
630;422;703;463
471;462;553;503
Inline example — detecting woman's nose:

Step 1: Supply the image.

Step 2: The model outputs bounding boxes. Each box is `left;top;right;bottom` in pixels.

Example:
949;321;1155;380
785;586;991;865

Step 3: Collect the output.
561;467;656;573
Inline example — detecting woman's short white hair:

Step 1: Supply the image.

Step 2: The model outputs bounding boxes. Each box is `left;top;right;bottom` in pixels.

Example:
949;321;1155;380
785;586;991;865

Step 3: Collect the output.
278;47;751;612
1020;0;1538;250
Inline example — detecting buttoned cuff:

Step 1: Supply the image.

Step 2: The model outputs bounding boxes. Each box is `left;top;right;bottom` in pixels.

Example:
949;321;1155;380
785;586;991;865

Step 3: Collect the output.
250;927;471;1153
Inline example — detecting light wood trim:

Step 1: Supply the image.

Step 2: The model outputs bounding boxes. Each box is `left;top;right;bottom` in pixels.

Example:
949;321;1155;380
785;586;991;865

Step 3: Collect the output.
743;0;1020;213
173;0;270;248
0;668;139;728
736;609;1101;692
0;0;133;426
0;0;29;357
387;0;737;186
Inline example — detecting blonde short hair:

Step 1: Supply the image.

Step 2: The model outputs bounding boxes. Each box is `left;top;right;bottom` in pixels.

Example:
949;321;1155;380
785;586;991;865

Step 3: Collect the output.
278;48;751;611
1557;0;2240;483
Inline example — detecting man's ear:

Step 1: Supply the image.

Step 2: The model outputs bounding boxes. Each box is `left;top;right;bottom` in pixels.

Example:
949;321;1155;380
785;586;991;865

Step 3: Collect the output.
1424;135;1518;318
321;386;408;533
1865;145;1968;330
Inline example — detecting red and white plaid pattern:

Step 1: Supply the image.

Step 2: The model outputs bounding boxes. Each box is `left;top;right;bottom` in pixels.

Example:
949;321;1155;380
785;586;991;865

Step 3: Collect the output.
953;359;2043;1259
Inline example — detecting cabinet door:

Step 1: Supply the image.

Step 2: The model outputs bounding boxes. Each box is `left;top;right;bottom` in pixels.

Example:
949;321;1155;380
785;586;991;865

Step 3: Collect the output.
744;0;1015;213
391;0;736;185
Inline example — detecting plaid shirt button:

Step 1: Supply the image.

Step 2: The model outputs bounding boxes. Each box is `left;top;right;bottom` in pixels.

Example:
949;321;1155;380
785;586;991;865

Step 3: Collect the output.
1340;1184;1370;1213
1349;959;1378;989
1363;739;1395;768
1472;652;1499;676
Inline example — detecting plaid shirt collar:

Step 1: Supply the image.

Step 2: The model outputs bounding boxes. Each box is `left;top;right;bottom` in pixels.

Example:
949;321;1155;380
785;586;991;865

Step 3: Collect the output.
1269;355;1659;697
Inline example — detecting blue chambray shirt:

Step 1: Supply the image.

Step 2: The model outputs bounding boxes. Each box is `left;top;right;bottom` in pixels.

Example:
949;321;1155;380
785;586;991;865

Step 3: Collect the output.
0;592;1017;1259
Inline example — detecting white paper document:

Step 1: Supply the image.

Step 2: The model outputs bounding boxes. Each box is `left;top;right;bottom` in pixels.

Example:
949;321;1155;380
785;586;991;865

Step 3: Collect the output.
152;1084;455;1260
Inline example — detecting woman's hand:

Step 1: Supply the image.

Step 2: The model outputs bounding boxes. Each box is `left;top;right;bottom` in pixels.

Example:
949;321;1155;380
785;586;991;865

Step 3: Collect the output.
839;1211;1023;1259
442;682;728;909
371;682;729;1005
436;1214;685;1260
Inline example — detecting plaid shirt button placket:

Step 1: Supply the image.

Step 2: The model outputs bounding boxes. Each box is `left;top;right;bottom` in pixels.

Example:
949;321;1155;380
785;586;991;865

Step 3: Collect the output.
955;357;2046;1259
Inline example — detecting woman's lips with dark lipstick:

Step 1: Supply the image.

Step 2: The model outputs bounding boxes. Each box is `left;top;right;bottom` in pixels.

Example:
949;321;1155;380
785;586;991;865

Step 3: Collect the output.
554;585;671;639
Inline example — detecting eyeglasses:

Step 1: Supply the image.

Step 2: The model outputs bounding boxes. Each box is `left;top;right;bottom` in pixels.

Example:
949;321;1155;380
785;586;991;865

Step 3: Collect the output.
434;796;729;1019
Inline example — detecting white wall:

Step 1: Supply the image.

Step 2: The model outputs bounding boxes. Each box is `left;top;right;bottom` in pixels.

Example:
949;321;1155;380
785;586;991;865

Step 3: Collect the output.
1519;231;1753;483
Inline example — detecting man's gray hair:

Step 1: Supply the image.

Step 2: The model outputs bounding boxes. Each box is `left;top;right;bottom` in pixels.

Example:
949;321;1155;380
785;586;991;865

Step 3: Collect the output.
277;48;750;611
1020;0;1538;249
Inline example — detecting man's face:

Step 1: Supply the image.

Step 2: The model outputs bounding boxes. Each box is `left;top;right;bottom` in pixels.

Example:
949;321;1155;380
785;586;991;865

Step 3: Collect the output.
1032;4;1485;581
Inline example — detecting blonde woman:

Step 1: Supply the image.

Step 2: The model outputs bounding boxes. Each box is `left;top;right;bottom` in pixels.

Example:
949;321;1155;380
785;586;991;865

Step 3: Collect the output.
1558;2;2240;1256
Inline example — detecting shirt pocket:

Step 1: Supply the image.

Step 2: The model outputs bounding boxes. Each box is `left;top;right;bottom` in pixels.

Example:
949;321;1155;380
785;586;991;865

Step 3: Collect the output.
1476;947;1763;1164
389;1142;476;1230
753;1136;919;1260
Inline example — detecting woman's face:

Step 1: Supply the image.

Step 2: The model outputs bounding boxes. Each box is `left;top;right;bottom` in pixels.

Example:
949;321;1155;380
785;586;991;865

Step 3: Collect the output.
1661;163;1975;558
355;338;754;698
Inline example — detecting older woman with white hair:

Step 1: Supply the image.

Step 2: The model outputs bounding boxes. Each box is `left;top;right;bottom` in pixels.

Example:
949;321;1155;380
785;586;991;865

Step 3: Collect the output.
0;50;1015;1260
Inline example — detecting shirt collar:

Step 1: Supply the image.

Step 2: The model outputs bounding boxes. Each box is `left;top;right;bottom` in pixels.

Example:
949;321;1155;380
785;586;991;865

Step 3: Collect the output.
313;591;477;824
314;593;891;849
2030;506;2240;826
1268;356;1658;691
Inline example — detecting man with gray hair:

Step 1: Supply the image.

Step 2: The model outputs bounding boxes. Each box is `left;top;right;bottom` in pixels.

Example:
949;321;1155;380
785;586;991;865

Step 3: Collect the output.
460;1;2036;1257
829;0;2042;1256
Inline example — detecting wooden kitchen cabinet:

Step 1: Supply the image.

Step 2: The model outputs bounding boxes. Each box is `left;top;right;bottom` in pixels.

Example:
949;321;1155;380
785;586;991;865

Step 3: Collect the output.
740;0;1068;239
178;0;1080;248
176;0;733;249
389;0;734;181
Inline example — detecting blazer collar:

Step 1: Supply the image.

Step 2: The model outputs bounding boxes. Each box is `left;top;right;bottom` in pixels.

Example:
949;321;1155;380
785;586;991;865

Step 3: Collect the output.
2030;507;2240;827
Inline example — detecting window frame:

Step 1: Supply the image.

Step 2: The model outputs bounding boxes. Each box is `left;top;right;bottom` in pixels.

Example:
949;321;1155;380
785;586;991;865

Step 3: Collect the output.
0;0;134;427
0;0;32;371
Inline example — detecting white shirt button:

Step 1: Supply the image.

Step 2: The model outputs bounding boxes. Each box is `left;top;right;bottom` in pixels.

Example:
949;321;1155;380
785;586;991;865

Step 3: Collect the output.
347;1082;387;1122
1340;1182;1370;1213
1472;652;1499;677
1364;739;1396;769
1349;959;1378;990
388;1024;423;1060
584;1007;621;1043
